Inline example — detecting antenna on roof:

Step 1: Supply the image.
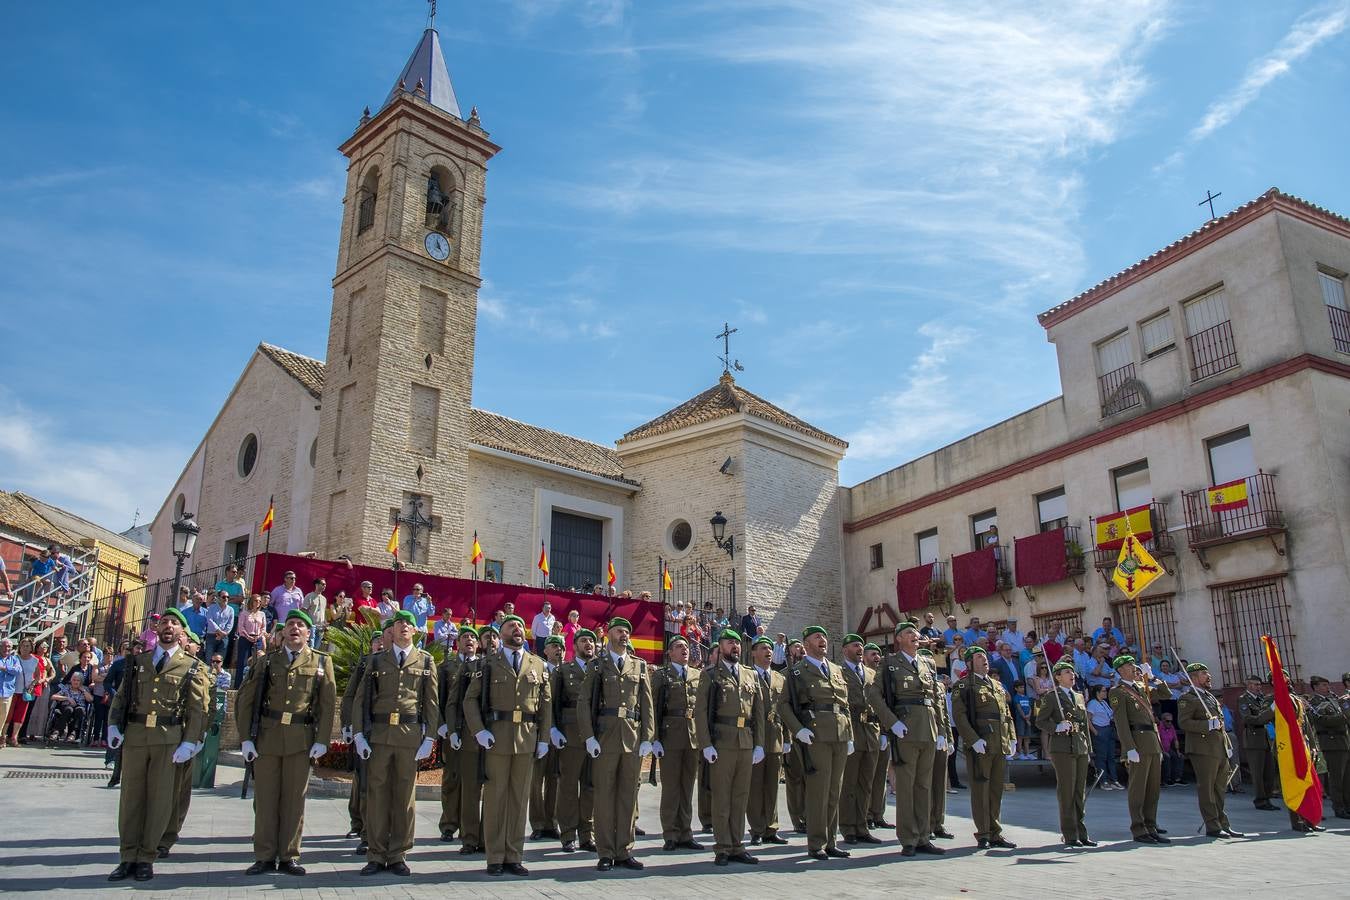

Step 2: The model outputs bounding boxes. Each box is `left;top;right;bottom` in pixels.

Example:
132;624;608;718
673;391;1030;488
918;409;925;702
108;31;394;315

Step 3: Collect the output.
1198;189;1222;222
716;322;744;376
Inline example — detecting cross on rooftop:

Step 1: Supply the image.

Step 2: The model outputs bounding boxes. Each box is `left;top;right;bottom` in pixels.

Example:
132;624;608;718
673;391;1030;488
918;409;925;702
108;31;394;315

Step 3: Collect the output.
1198;189;1223;221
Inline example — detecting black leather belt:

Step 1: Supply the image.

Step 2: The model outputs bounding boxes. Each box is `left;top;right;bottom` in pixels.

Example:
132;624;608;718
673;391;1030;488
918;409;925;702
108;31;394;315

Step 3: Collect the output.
893;698;933;707
665;712;694;721
715;714;750;727
809;703;844;714
488;710;539;724
375;713;421;725
129;712;181;726
600;707;640;721
1131;724;1156;732
265;711;313;725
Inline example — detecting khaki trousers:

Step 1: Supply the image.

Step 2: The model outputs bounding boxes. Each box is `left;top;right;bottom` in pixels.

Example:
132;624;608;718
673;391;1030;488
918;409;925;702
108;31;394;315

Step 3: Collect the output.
117;743;176;864
557;744;594;843
348;764;366;835
892;740;935;847
458;742;483;848
784;746;807;830
840;747;878;835
366;743;417;864
159;759;194;848
484;750;533;864
1190;753;1231;832
711;748;753;855
870;749;889;823
1244;742;1275;803
1050;752;1089;841
528;751;558;831
253;751;312;861
1325;748;1350;815
747;749;782;838
965;750;1007;840
1124;751;1161;838
659;746;698;841
593;749;641;860
928;747;947;833
804;740;848;853
439;745;462;835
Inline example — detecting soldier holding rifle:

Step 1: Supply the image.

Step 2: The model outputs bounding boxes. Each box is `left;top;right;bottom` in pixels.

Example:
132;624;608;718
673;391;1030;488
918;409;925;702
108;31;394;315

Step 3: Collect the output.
952;645;1017;850
550;627;598;852
748;635;788;846
650;633;703;851
1176;659;1244;838
1034;658;1095;849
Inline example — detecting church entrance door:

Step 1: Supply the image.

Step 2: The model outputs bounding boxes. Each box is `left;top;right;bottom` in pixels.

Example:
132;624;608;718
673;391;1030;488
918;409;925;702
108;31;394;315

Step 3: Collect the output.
550;511;603;591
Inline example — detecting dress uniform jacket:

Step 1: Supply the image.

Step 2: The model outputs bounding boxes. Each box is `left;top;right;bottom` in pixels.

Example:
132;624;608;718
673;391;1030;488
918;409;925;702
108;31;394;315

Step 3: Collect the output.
651;663;700;750
359;647;441;745
694;661;764;857
779;658;852;853
1178;684;1233;832
554;658;594;746
1238;689;1277;803
1034;683;1092;843
840;660;879;837
1310;690;1350;816
235;647;337;756
752;667;786;754
1034;686;1092;757
952;672;1015;841
552;657;596;845
1111;678;1164;839
578;652;654;862
866;652;942;847
842;662;880;752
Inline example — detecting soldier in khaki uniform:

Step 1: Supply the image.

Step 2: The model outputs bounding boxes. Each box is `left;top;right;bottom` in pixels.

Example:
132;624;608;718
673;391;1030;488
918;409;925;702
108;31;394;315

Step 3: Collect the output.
780;625;853;860
463;615;551;876
839;633;881;844
867;621;945;857
1109;655;1169;844
1035;659;1095;848
747;635;788;845
550;627;597;852
921;649;954;841
526;636;564;841
451;627;490;855
106;608;210;883
1176;661;1242;838
352;610;440;876
695;629;765;865
236;609;338;875
864;643;894;831
436;627;475;842
578;616;654;871
952;646;1017;849
341;630;383;849
158;631;212;858
651;634;703;851
1238;675;1278;809
782;638;808;832
1309;675;1350;818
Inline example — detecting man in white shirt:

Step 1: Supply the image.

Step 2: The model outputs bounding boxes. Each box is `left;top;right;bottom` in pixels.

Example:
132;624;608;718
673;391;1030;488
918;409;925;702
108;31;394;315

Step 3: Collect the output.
530;602;557;655
303;578;327;648
998;619;1024;649
770;634;788;671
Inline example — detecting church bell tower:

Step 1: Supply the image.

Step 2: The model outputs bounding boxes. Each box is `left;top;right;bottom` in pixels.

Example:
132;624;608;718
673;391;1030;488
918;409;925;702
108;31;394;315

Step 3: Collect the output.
309;23;500;570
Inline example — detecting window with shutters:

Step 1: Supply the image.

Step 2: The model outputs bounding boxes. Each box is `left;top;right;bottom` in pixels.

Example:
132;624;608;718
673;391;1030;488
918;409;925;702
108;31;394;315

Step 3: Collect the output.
1096;331;1139;417
868;543;884;570
1320;269;1350;353
1184;287;1238;380
1139;311;1175;358
916;529;939;566
1036;487;1068;532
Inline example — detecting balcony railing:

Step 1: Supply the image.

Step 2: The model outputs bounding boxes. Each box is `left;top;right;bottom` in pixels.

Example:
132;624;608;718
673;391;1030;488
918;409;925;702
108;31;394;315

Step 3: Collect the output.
1092;502;1176;572
1063;525;1086;576
1181;471;1285;549
1187;319;1239;381
1098;363;1141;417
1328;304;1350;354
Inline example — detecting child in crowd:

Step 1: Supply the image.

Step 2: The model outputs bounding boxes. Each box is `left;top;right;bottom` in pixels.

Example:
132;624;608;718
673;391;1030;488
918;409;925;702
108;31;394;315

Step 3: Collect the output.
1012;680;1035;759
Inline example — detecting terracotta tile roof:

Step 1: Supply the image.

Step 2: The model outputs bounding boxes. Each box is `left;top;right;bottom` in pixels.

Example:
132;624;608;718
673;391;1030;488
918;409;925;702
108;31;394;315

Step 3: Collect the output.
259;343;325;399
1038;188;1350;328
0;490;76;546
469;409;637;486
619;373;847;448
16;493;149;556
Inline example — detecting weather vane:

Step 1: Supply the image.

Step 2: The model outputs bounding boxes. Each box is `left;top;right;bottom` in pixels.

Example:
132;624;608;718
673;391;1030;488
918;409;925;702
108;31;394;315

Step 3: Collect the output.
427;0;437;29
716;322;744;376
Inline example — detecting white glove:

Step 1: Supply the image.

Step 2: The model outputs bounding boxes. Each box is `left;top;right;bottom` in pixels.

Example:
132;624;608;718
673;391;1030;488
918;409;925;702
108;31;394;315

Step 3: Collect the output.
475;730;495;750
416;737;435;760
1126;749;1140;764
1055;722;1072;734
586;736;602;758
784;741;792;752
449;732;462;751
438;723;449;738
703;746;718;764
752;746;765;765
652;740;665;758
191;741;205;759
879;735;889;751
1208;717;1222;731
536;741;549;759
107;725;123;749
341;725;353;742
354;733;373;759
1006;753;1016;761
846;740;855;756
639;741;653;758
1140;662;1153;678
891;721;908;739
309;742;326;760
550;727;567;749
172;741;195;764
241;740;259;762
936;735;948;752
972;739;988;755
795;728;814;745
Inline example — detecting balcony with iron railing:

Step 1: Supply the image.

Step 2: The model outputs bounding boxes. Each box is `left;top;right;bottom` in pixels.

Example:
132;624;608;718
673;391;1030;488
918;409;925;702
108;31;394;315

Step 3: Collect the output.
1328;304;1350;354
1091;502;1176;573
1187;319;1239;381
1098;363;1141;418
1181;471;1285;557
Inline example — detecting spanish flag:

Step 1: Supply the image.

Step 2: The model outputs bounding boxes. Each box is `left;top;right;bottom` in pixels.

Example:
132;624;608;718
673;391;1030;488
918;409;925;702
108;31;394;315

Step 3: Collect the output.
471;531;484;565
1206;478;1250;512
1094;503;1152;549
260;496;275;533
387;523;400;557
1263;635;1323;825
662;563;672;592
607;553;617;587
537;542;549;578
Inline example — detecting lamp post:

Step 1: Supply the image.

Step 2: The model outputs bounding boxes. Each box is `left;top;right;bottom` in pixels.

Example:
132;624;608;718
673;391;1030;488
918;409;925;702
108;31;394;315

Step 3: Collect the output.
169;513;200;613
137;555;150;581
709;511;735;560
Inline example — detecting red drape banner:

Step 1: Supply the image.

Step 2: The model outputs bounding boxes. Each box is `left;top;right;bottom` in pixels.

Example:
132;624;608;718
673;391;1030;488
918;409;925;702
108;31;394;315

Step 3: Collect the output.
952;547;998;603
250;552;664;662
895;562;935;612
1014;527;1069;587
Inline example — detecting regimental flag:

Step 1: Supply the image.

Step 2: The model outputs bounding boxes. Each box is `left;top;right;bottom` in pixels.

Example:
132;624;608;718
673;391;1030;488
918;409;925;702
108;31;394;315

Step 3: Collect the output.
387;524;400;557
471;531;484;566
1111;520;1162;600
260;496;275;534
607;553;617;587
662;563;672;592
1206;478;1250;512
1094;503;1153;550
537;542;549;578
1263;635;1324;825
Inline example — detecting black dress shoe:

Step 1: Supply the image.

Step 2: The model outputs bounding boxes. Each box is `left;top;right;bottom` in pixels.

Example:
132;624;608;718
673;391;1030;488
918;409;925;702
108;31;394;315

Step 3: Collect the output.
663;840;678;851
1310;824;1327;832
355;840;368;854
824;846;850;858
899;845;916;857
635;827;647;836
387;861;411;877
950;782;966;789
458;844;481;855
977;838;990;850
1063;841;1081;849
874;819;895;828
359;862;385;875
563;840;578;852
505;863;529;876
156;846;169;859
1153;827;1168;834
676;839;704;850
617;857;645;870
1224;829;1245;838
933;828;956;839
751;834;762;845
108;863;133;882
346;828;361;838
915;842;945;855
763;833;789;845
807;849;828;860
1150;833;1171;844
246;860;277;875
580;840;598;852
988;838;1017;849
701;825;713;833
530;829;543;840
440;831;456;843
1256;801;1279;810
545;828;562;839
277;861;305;876
486;864;505;876
1079;837;1098;847
855;833;883;845
728;851;759;864
1206;829;1226;838
597;858;614;871
133;863;154;882
715;854;729;866
1134;834;1160;844
842;834;858;844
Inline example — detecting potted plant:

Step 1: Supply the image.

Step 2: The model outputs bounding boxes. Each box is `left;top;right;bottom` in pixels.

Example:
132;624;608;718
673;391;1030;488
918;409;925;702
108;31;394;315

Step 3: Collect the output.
926;579;952;603
1065;540;1086;575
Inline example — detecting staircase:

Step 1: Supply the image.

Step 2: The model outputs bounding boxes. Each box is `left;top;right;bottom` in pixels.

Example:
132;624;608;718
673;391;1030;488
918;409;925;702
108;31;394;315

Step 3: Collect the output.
0;547;100;645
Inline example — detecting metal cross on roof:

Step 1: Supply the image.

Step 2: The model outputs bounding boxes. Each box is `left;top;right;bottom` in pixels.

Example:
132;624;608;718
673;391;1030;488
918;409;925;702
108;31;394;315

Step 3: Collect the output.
1198;189;1223;221
427;0;437;29
716;322;745;376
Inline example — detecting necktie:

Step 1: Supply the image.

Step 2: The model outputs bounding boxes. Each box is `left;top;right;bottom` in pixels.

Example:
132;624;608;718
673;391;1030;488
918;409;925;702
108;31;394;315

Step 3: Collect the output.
512;651;520;674
397;650;405;668
760;670;769;687
154;652;165;674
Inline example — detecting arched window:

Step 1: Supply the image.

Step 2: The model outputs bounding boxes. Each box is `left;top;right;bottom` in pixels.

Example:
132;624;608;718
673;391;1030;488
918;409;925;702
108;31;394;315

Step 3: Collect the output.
424;167;453;232
357;168;379;233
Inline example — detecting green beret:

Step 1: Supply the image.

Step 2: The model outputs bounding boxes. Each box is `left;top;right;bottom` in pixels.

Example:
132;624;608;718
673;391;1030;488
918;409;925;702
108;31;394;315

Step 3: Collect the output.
717;628;743;643
788;637;803;647
477;624;499;637
163;607;188;628
391;610;416;627
964;646;988;661
286;609;314;629
501;615;525;628
544;635;565;649
273;622;286;633
1052;660;1076;674
666;634;689;648
1342;672;1350;682
609;617;632;632
917;648;934;658
379;618;392;631
1185;662;1208;674
186;631;201;644
752;636;773;649
802;625;828;640
1113;654;1138;670
895;621;919;636
843;633;864;646
863;642;881;653
575;628;597;642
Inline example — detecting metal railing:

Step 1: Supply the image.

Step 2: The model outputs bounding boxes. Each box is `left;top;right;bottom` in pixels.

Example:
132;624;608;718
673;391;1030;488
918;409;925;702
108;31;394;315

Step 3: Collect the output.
1098;362;1141;417
1186;319;1239;381
0;548;100;645
1181;471;1284;548
1328;304;1350;354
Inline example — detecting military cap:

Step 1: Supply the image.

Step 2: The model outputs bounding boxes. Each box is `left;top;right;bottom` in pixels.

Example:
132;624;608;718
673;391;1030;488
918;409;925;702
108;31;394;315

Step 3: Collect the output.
609;616;633;631
477;624;499;637
1309;675;1329;687
1113;654;1138;670
964;645;988;661
1052;660;1076;674
501;614;525;628
1185;662;1209;674
1245;673;1265;683
186;631;201;644
863;642;881;653
390;610;417;627
162;607;189;628
286;609;314;629
895;621;919;635
802;625;828;639
842;633;864;647
717;628;743;643
788;637;804;647
575;628;598;642
752;635;773;649
273;622;286;633
666;634;689;648
544;635;565;649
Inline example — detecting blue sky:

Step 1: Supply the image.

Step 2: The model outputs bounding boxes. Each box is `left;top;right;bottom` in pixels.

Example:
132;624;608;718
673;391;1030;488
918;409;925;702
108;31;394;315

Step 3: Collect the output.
3;1;1349;530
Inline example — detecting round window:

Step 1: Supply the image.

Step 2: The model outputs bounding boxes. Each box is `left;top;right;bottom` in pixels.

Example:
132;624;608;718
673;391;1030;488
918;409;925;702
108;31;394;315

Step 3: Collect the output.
669;519;692;553
237;433;259;478
309;437;318;468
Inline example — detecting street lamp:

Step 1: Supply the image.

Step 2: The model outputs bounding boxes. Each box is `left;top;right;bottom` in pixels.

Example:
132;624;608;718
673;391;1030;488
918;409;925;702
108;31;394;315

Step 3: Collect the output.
137;555;150;581
169;513;200;611
709;511;735;559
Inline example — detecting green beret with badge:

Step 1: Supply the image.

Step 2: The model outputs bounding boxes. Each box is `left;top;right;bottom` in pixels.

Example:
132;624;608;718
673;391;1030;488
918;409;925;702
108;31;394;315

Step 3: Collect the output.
286;609;314;629
802;625;828;639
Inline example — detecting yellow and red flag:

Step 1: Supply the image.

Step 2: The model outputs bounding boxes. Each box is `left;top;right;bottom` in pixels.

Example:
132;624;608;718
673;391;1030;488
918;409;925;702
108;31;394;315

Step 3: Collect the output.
1094;503;1152;549
387;523;400;557
607;553;617;587
1111;520;1163;600
471;531;484;565
260;496;275;533
1263;635;1323;825
537;542;549;578
662;563;672;592
1206;478;1250;512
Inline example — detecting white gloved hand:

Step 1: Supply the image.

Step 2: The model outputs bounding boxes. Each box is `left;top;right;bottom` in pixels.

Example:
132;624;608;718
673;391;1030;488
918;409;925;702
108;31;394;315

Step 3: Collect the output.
795;728;814;746
437;723;449;739
752;746;765;765
536;741;549;759
784;741;792;752
972;739;988;755
880;735;889;751
354;733;373;759
1055;722;1073;734
172;741;195;764
1140;662;1153;679
107;725;124;749
585;736;602;758
341;725;353;742
1126;749;1140;764
550;727;567;749
309;742;326;760
891;721;908;739
449;732;462;751
936;735;948;752
475;730;495;750
1208;717;1222;731
416;737;435;761
241;740;259;762
652;740;665;758
1006;752;1016;760
703;746;718;764
846;740;855;756
639;741;653;758
191;741;205;759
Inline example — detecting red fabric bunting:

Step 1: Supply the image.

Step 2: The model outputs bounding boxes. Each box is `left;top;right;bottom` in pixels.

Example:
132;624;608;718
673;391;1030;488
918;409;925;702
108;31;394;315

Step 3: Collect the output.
1013;528;1069;587
895;562;935;612
952;547;998;603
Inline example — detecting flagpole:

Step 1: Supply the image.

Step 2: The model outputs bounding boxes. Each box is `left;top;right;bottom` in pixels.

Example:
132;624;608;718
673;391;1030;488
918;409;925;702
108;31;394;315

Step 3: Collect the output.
259;493;273;594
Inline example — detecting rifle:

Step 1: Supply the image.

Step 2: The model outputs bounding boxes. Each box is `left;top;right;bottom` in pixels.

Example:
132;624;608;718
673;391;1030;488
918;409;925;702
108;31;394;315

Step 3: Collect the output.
109;655;140;781
349;656;368;789
879;663;903;766
477;656;491;785
649;674;668;786
242;656;270;799
1171;647;1236;787
964;672;987;784
701;666;720;787
551;665;563;778
582;660;603;789
360;655;375;805
785;666;815;775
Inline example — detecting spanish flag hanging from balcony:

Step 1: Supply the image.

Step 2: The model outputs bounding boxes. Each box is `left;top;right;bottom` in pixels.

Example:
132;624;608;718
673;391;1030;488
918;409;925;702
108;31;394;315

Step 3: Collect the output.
470;531;484;565
607;553;617;587
1094;503;1152;549
662;563;672;592
387;523;400;557
1206;478;1250;512
1263;635;1324;825
537;542;549;578
1111;520;1162;600
260;496;275;533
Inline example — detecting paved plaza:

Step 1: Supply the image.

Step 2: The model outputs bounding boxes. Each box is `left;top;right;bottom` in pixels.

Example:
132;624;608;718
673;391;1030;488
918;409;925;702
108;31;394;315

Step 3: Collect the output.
0;746;1345;898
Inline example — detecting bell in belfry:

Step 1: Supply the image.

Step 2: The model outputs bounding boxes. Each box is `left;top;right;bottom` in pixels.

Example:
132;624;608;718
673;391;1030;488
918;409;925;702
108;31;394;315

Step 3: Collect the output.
425;175;450;230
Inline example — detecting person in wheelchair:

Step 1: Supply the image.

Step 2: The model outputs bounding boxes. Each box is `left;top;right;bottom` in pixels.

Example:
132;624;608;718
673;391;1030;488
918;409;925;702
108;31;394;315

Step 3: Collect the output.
49;670;93;743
